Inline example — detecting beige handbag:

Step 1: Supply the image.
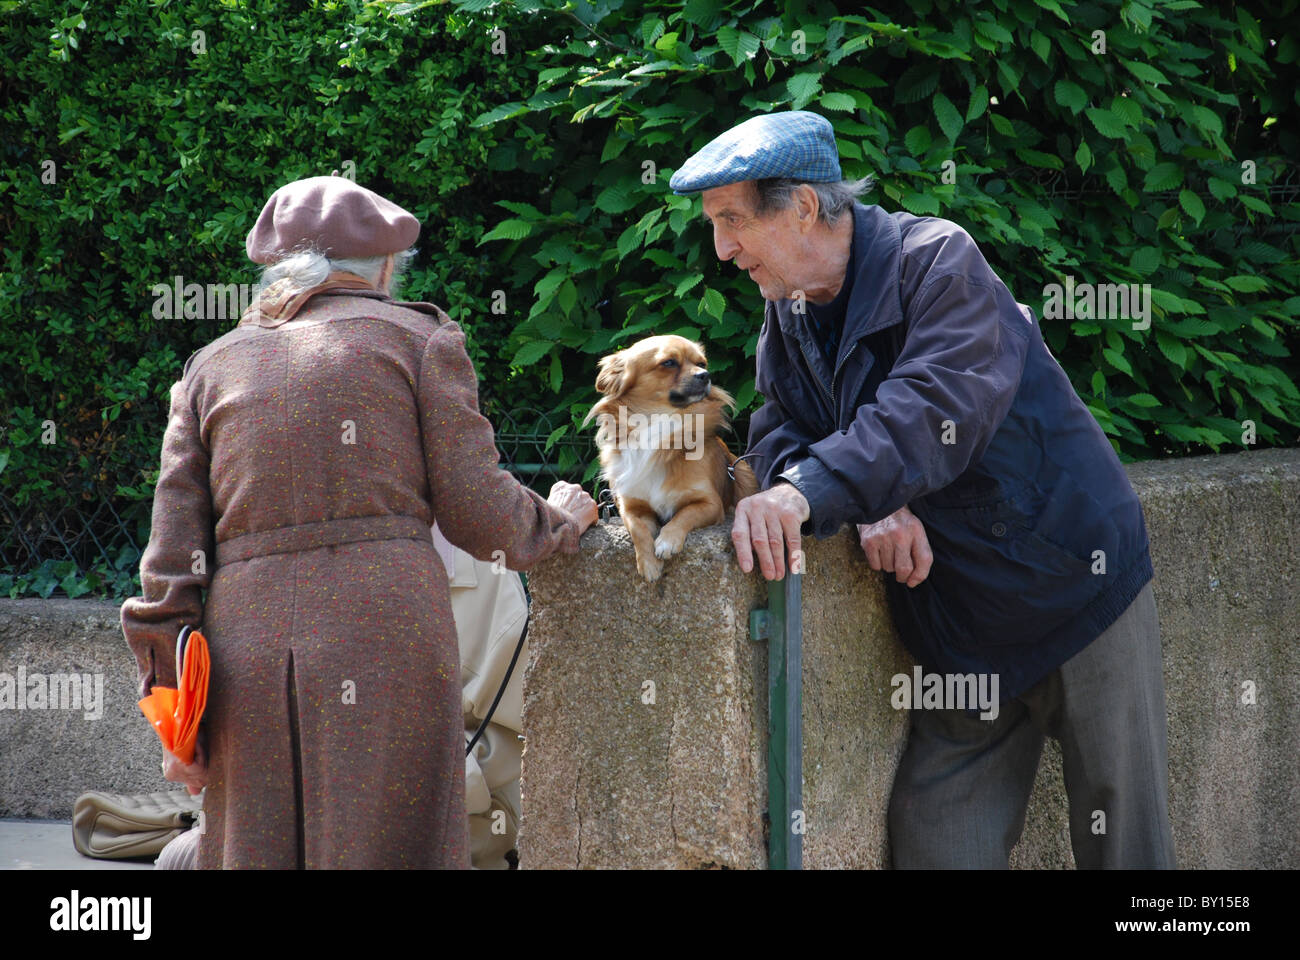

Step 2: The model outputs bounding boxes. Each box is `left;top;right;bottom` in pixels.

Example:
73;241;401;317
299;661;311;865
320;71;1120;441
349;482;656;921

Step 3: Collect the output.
72;790;202;860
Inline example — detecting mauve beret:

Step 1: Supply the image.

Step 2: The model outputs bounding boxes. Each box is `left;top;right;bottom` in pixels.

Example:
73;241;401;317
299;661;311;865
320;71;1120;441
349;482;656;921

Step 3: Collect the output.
246;175;420;263
669;110;842;194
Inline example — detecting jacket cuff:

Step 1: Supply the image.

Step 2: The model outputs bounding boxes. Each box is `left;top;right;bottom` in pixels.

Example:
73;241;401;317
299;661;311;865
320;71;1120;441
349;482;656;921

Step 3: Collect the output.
778;457;850;539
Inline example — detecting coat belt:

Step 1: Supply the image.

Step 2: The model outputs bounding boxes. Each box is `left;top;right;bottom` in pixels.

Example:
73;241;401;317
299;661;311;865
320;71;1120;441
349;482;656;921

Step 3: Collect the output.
215;515;432;565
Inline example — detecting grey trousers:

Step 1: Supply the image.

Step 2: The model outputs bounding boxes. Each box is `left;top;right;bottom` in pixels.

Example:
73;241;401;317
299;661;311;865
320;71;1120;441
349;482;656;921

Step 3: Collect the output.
888;582;1176;869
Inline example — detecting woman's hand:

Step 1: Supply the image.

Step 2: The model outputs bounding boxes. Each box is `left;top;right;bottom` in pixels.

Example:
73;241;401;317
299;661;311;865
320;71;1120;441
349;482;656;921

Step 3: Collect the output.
547;481;598;534
162;735;208;796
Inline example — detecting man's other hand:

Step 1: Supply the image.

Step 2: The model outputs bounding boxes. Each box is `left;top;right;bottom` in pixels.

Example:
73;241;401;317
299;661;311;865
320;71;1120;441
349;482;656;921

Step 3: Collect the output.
857;505;932;587
732;482;810;580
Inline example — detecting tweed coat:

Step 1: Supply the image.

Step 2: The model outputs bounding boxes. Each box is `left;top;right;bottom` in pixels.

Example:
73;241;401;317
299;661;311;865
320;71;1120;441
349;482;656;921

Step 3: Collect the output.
120;284;581;869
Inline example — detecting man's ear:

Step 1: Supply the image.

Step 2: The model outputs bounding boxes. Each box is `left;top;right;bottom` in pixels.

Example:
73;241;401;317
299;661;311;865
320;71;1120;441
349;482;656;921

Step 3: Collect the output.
795;183;820;230
595;352;627;396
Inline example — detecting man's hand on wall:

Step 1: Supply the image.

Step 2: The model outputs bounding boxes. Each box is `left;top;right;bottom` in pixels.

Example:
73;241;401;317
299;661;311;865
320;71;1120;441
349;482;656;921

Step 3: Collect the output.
732;481;810;581
857;505;933;588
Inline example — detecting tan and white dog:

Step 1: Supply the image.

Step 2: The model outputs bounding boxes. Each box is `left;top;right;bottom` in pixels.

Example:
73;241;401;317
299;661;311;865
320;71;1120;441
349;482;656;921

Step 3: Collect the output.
584;335;758;581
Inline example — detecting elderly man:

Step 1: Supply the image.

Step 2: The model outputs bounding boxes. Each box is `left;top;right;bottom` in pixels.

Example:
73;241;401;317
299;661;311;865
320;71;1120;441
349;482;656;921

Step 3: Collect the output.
670;111;1175;869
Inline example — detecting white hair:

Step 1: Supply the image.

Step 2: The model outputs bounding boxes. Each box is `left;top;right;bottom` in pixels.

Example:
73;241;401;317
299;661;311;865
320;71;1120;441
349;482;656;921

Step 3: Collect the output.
259;248;416;296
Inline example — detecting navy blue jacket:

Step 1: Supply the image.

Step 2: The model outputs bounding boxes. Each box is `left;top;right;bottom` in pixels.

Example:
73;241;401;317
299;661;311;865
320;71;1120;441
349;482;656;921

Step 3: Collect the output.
747;202;1153;702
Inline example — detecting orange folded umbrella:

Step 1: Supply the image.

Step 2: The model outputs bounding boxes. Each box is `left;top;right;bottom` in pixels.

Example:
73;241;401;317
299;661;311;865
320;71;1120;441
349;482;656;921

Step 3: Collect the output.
138;625;210;765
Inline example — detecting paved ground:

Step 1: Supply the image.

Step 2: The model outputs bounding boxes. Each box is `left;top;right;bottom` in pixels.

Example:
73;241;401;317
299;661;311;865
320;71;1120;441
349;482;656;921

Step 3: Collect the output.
0;819;154;870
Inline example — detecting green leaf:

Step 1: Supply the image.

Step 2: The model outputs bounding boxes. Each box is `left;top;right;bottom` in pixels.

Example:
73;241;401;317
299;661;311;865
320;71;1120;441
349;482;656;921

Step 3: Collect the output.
904;125;932;156
787;72;823;109
1074;140;1092;173
479;219;533;243
699;288;726;320
818;91;857;112
1125;393;1162;408
1030;30;1050;63
595;183;638;214
470;101;527;128
512;340;553;367
674;273;704;299
1179;189;1206;224
1129;246;1161;275
966;84;989;122
1239;195;1273;215
557;279;578;316
1224;275;1268;293
1142;163;1183;192
933;92;963;142
1085;107;1128;139
1123;61;1169;86
1054;79;1087;114
716;25;760;66
990;113;1015;136
1103;347;1133;376
1208;177;1237;201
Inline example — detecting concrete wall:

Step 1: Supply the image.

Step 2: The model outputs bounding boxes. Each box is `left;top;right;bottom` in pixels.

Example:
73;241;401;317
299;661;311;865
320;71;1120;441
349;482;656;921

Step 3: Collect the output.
2;448;1297;867
0;599;180;818
519;447;1300;869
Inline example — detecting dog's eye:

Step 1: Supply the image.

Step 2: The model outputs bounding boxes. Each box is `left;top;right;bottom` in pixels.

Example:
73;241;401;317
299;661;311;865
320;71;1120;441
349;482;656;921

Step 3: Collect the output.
661;358;678;369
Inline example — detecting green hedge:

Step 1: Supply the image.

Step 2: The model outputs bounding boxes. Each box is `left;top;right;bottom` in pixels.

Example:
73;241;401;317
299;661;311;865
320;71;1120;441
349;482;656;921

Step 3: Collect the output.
1;0;1297;598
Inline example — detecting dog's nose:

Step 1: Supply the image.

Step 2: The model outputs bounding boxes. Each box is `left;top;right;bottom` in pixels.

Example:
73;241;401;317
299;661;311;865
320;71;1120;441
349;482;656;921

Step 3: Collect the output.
692;371;710;389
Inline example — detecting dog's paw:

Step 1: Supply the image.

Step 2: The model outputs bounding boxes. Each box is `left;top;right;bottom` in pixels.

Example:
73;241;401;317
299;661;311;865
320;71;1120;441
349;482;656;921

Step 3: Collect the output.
636;551;664;582
654;530;685;559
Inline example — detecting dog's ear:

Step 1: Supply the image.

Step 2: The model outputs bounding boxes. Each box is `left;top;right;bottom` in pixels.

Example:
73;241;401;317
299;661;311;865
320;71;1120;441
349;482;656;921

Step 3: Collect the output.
595;351;627;397
581;395;616;429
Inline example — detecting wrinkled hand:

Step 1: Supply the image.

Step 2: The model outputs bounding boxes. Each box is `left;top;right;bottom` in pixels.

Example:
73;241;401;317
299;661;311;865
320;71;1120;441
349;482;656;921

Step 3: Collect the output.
162;736;207;796
857;504;932;588
732;482;810;581
548;481;598;534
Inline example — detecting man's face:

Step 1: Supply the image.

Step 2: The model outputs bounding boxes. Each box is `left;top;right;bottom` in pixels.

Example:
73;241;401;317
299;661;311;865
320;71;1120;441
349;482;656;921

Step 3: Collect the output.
701;181;807;301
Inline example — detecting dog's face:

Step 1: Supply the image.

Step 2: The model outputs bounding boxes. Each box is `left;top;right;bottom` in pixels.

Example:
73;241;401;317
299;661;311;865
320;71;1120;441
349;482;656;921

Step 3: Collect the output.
590;335;729;416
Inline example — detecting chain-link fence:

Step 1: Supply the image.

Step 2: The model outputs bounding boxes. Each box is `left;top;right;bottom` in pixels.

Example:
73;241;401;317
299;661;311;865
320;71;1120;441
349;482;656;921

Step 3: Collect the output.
0;399;605;600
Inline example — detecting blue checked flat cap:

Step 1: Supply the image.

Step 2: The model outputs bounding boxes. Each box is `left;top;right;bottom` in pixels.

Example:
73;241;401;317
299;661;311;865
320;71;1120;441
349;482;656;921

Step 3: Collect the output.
669;110;842;194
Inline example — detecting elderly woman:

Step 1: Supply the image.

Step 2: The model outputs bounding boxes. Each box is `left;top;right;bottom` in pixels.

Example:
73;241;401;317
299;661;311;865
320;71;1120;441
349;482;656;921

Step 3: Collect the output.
121;175;596;868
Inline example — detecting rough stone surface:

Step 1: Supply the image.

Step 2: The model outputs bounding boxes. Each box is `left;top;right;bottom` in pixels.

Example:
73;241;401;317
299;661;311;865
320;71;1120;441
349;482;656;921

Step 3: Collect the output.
0;598;182;818
523;447;1300;869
